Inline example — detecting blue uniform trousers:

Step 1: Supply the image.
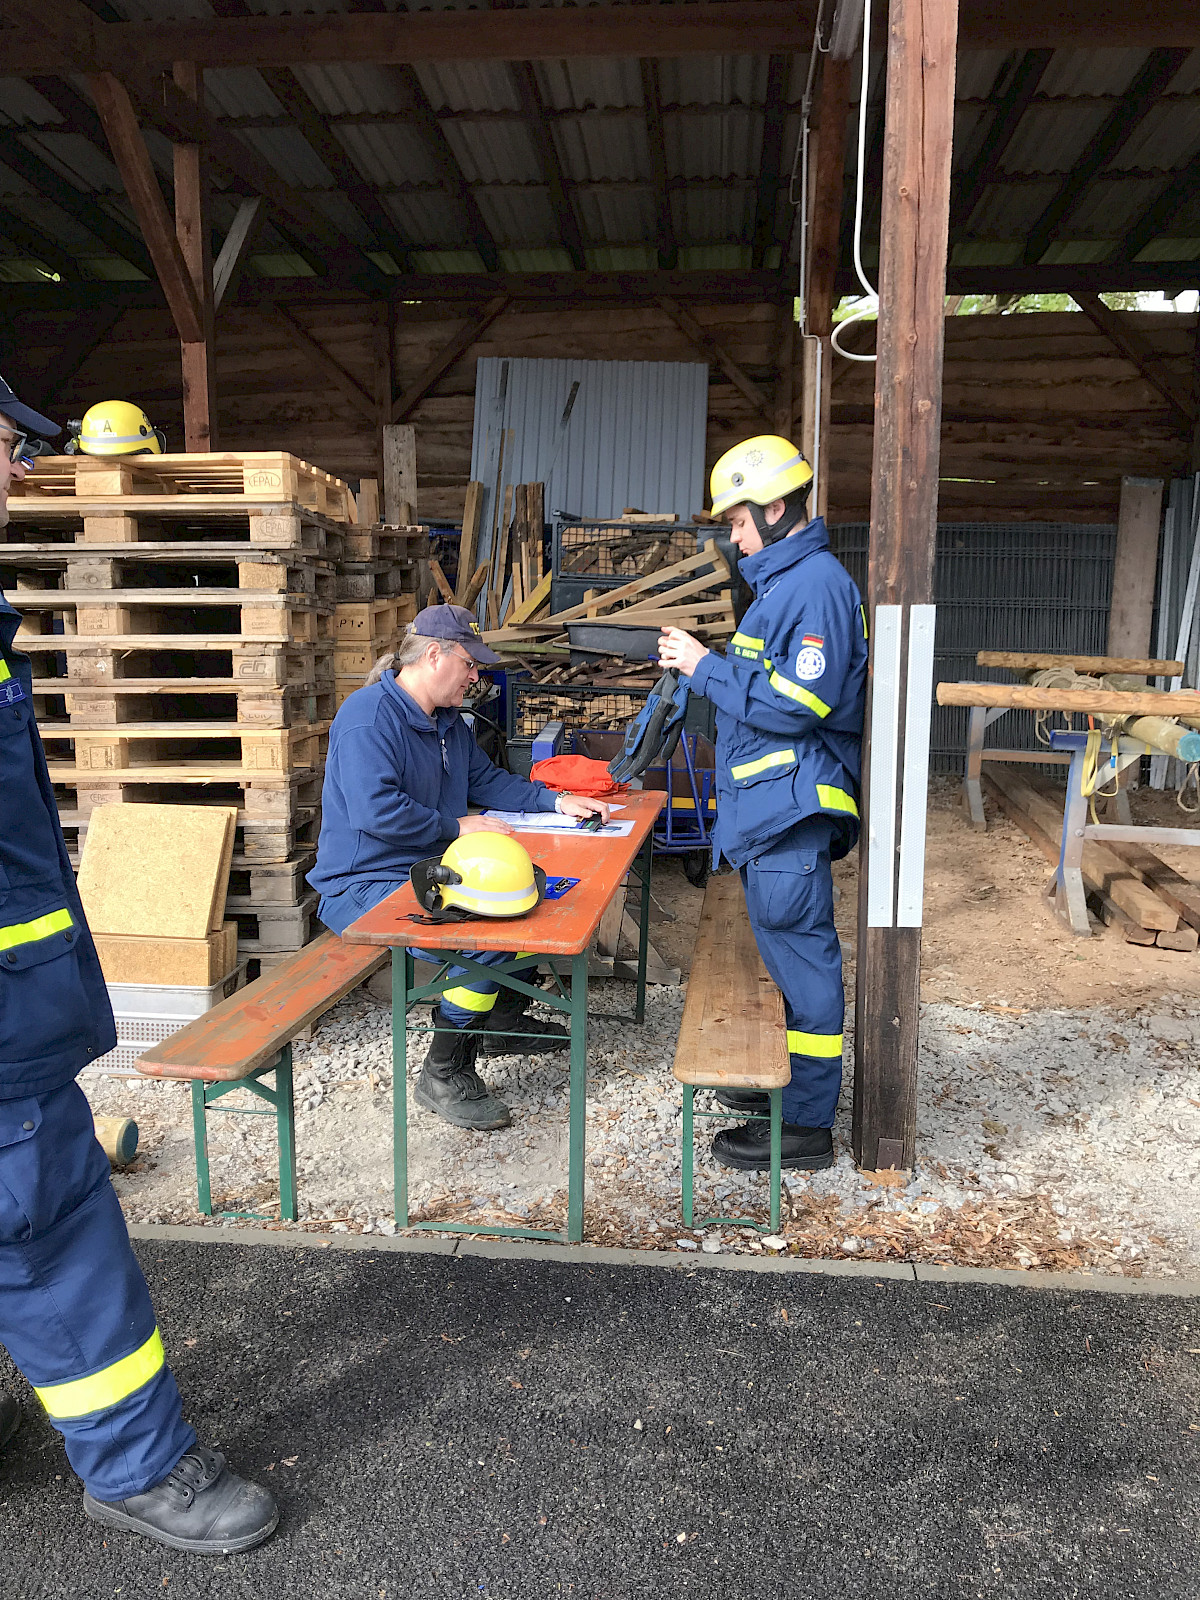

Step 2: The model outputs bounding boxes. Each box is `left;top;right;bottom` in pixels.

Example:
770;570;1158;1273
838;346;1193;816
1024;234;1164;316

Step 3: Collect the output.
740;817;845;1129
0;1082;195;1499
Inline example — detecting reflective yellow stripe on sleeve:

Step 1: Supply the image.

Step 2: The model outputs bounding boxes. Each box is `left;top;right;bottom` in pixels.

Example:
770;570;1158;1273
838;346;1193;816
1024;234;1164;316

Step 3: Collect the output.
768;671;832;717
787;1030;843;1059
0;907;73;953
0;659;11;682
442;985;498;1014
816;784;859;818
35;1328;165;1420
730;748;796;782
731;631;764;661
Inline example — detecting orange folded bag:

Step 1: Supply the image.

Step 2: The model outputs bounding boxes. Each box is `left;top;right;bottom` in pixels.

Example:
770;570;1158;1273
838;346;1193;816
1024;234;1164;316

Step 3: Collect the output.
529;754;629;797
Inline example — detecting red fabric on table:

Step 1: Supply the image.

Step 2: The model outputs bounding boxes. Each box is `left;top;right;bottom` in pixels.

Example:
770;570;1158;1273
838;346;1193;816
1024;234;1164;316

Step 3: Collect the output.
529;755;628;797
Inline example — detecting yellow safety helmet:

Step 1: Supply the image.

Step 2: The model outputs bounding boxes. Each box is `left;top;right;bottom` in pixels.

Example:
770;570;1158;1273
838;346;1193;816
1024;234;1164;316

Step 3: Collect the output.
410;833;546;921
709;434;813;519
68;400;165;457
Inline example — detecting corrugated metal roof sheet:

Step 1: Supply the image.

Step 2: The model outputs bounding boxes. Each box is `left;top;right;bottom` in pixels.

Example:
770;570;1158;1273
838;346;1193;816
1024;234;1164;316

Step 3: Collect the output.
442;121;542;186
534;58;643;111
554;114;648;183
1037;48;1152;99
1067;177;1164;236
1113;101;1200;170
335;122;442;188
1002;105;1111;175
665;110;763;181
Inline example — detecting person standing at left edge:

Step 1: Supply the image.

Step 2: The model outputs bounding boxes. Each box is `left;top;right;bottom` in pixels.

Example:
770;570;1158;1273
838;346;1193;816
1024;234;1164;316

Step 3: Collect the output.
0;375;278;1555
658;435;867;1173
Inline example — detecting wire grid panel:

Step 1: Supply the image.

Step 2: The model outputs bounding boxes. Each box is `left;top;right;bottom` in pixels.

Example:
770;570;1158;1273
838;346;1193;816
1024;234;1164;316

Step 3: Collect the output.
510;683;652;739
554;520;703;578
829;521;1117;773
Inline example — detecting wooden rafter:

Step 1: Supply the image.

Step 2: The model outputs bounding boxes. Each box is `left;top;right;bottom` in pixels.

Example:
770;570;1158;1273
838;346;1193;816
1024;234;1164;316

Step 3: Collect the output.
0;202;79;280
1073;292;1196;429
508;62;587;271
391;294;510;423
0;124;152;277
639;59;677;271
949;48;1053;243
805;56;853;335
212;198;265;311
657;296;773;423
1021;48;1191;268
751;54;790;270
268;304;378;423
1113;148;1200;266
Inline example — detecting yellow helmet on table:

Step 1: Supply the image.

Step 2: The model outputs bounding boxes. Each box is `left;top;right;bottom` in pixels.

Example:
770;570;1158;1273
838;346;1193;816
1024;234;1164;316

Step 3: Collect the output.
69;400;165;456
709;434;813;518
411;833;545;920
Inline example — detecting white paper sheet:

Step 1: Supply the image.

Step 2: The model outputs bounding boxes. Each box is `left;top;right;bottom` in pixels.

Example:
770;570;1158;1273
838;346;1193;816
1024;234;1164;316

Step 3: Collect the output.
481;810;637;837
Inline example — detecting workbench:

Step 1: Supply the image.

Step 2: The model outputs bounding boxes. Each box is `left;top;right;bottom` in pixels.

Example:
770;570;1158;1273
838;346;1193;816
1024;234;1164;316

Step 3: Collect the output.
341;789;665;1243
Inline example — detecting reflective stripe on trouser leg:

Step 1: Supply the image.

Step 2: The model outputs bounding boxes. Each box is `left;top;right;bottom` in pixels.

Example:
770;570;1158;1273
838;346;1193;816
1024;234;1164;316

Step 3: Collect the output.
0;1083;195;1499
739;825;844;1129
408;947;536;1029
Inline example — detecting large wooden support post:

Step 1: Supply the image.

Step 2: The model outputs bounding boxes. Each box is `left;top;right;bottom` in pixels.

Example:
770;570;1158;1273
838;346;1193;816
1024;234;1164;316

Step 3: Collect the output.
172;62;216;451
1108;475;1165;661
853;0;958;1173
383;423;417;525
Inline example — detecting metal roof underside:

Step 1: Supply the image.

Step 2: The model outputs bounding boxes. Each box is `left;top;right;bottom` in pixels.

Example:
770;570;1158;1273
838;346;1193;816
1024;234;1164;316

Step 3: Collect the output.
0;3;1198;292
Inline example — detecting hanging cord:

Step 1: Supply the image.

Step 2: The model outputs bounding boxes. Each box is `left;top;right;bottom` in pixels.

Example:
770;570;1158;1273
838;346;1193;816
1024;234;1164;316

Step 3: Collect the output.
1079;728;1122;823
1177;762;1200;813
831;0;879;363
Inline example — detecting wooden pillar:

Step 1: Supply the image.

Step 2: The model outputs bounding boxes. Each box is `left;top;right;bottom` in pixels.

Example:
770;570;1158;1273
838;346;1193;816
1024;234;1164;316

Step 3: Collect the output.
172;62;216;452
1108;476;1165;660
773;300;796;440
374;303;393;488
383;423;417;525
852;0;958;1173
1190;309;1200;473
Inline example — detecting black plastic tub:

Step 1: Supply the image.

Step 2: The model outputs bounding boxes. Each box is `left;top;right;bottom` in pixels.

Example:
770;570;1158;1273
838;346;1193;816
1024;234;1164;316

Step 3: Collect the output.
565;621;662;665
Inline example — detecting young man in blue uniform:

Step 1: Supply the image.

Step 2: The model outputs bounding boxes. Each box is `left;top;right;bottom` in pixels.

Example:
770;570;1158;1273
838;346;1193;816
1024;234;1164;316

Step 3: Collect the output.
657;434;867;1172
310;604;609;1130
0;378;278;1554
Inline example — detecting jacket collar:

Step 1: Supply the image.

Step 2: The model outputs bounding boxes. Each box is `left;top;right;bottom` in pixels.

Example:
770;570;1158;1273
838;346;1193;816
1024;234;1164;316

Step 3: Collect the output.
739;516;830;595
381;668;459;735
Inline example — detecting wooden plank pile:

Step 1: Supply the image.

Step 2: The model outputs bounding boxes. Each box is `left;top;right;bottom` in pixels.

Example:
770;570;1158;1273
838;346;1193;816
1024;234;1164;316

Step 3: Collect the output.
2;450;422;971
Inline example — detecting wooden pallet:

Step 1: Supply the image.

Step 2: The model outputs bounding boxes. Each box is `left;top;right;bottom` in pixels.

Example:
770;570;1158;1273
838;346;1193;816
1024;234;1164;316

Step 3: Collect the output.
42;681;336;730
340;524;428;562
333;596;417;640
0;544;335;603
46;721;329;776
230;893;319;953
335;561;420;602
227;851;315;906
54;767;324;822
13;451;355;523
6;502;348;557
15;592;333;648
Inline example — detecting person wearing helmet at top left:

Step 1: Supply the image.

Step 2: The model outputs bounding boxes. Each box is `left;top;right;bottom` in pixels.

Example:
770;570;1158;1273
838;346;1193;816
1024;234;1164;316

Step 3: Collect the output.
309;604;610;1132
66;401;166;457
657;435;867;1175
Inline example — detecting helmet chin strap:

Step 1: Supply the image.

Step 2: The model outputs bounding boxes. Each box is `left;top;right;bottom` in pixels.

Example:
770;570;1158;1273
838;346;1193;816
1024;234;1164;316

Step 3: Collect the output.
750;495;809;547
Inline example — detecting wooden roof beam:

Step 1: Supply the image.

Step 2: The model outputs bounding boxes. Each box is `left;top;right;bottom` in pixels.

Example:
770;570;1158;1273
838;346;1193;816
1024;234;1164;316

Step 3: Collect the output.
1113;148;1200;266
1073;291;1196;430
1022;48;1192;267
0;123;153;277
212;197;265;311
949;48;1053;245
391;294;509;423
752;54;790;271
657;295;773;424
639;58;677;271
509;61;587;272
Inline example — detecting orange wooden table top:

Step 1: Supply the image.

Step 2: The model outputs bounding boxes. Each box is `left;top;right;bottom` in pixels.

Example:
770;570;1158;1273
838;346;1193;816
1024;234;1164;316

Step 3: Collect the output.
340;790;665;956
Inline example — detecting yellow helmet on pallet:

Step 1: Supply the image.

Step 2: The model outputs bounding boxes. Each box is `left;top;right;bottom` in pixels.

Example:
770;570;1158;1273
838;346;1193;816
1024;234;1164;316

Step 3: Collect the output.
709;434;813;518
68;400;165;457
411;833;546;921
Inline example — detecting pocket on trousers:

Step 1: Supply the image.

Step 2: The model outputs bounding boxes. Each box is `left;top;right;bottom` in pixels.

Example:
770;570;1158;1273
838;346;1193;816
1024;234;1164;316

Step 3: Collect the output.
747;848;820;931
0;929;95;1066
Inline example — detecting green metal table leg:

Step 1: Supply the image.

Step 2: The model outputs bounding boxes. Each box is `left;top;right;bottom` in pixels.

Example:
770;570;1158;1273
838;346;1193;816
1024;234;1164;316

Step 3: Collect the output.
275;1044;298;1223
635;834;652;1025
682;1085;695;1227
191;1079;213;1216
393;948;412;1229
769;1088;782;1235
566;950;589;1244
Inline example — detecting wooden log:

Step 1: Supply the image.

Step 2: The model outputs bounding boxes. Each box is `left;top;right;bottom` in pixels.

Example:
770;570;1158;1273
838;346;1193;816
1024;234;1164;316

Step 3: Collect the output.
976;651;1183;676
428;559;456;604
1156;926;1200;952
1123;715;1200;762
1107;843;1200;933
459;561;491;609
937;682;1200;716
456;481;483;602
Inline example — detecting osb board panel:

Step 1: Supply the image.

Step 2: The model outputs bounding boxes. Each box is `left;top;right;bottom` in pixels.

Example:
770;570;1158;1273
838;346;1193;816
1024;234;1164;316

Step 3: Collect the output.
94;922;237;986
78;803;237;939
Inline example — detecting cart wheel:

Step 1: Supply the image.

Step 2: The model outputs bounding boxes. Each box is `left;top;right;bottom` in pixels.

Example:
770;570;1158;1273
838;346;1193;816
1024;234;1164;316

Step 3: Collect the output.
684;851;709;888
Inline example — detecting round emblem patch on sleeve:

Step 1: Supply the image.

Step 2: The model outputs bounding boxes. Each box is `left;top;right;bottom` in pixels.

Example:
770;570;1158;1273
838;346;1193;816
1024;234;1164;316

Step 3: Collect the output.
795;645;826;681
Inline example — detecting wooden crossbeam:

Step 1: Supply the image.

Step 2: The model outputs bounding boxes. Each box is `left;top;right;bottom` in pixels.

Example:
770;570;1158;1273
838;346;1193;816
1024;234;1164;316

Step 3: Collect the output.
391;296;509;423
639;59;677;271
938;681;1200;715
509;61;587;272
267;305;378;423
949;49;1053;243
213;198;265;311
657;297;772;422
752;54;790;271
1073;292;1196;428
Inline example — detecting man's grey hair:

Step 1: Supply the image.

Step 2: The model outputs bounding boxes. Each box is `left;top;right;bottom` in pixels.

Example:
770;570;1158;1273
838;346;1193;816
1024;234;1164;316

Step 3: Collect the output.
363;625;440;686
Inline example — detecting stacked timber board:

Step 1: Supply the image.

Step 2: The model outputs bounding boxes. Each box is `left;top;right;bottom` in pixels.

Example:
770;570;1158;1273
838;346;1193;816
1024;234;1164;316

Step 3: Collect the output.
1;452;422;971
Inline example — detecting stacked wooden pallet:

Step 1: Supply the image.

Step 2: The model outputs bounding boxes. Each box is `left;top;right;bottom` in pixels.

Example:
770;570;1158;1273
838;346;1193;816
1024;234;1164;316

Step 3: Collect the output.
4;450;359;972
332;521;425;708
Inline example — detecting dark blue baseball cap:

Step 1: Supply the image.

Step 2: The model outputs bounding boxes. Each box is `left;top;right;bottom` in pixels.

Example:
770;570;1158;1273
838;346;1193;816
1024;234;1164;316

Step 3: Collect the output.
0;372;60;440
412;602;502;665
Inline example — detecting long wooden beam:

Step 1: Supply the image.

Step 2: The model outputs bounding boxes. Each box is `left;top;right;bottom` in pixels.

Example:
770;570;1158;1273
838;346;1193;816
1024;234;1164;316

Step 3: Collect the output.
937;682;1200;715
751;54;790;271
172;61;218;451
657;297;773;422
1073;291;1196;428
948;49;1052;244
212;197;265;311
640;59;677;272
391;295;510;423
268;305;378;423
12;1;1200;72
509;61;587;272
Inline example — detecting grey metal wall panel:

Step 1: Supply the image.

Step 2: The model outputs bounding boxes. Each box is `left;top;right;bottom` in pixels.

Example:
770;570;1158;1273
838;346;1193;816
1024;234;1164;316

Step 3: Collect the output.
471;356;708;523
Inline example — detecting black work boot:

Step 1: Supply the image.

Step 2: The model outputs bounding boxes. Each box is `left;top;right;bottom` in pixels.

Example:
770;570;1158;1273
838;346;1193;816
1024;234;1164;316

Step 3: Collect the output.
415;1009;511;1130
477;989;568;1056
83;1444;278;1555
711;1120;835;1172
0;1392;20;1451
714;1088;771;1115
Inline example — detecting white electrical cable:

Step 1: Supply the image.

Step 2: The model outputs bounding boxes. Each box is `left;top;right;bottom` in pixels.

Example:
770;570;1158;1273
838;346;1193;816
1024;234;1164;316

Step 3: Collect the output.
831;0;878;363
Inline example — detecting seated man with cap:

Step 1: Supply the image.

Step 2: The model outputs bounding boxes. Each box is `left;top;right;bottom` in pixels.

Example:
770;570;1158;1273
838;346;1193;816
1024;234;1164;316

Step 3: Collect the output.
309;603;609;1131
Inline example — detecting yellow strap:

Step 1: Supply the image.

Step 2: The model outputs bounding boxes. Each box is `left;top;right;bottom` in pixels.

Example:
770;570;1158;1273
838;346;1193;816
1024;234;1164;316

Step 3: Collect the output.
816;784;859;818
0;907;73;953
35;1328;164;1420
787;1030;843;1058
768;671;831;717
731;748;796;782
442;985;498;1014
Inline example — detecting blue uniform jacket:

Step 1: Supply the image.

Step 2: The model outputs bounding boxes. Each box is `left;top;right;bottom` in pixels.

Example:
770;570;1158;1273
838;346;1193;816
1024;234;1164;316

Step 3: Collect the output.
689;517;867;868
0;592;115;1098
309;670;561;934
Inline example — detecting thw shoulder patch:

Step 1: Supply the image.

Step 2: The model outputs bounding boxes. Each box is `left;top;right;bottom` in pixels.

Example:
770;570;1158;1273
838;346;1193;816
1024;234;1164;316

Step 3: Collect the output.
795;644;826;681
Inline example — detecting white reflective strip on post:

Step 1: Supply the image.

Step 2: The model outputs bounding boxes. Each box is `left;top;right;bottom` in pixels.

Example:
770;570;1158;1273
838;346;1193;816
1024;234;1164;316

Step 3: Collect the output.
866;605;902;929
897;605;936;927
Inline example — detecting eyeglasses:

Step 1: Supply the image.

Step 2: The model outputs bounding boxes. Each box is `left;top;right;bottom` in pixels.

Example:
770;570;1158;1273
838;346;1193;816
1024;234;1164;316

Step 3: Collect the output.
1;431;48;468
444;644;480;673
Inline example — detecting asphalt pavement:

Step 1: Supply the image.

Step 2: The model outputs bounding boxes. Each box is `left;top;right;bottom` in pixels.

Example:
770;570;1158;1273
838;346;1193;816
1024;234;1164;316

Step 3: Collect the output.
2;1238;1197;1600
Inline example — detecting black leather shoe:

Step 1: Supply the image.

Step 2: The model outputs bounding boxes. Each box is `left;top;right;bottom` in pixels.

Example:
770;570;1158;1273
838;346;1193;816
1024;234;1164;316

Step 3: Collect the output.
477;993;568;1056
415;1011;511;1129
711;1120;835;1172
0;1393;20;1451
713;1088;771;1114
83;1445;278;1555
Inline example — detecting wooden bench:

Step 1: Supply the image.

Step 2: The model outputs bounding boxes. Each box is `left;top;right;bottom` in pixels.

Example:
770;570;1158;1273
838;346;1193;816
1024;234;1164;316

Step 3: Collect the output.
673;872;790;1232
137;932;387;1222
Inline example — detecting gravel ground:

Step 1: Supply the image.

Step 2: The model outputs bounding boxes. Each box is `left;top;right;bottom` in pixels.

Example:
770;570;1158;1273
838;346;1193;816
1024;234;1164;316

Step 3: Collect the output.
84;979;1200;1280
